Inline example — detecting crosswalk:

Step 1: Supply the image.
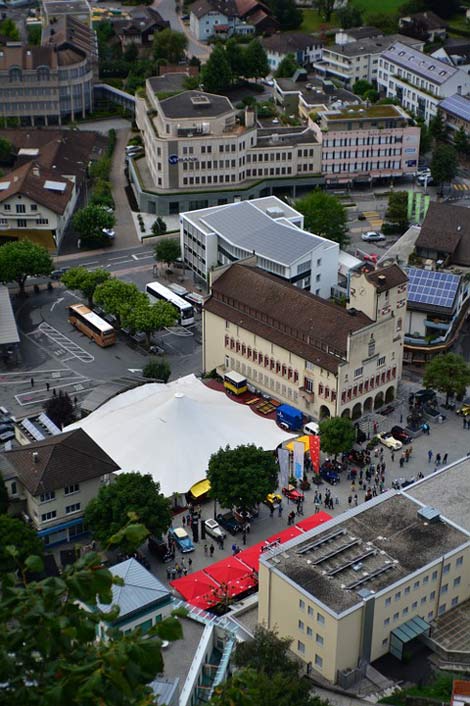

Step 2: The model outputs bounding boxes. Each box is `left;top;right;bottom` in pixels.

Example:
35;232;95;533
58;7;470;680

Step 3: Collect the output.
452;183;470;191
362;210;383;229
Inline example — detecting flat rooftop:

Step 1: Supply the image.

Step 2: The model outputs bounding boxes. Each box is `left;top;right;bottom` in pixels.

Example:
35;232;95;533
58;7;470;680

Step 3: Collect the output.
263;493;468;614
325;104;405;121
158;616;205;685
406;457;470;533
42;0;90;13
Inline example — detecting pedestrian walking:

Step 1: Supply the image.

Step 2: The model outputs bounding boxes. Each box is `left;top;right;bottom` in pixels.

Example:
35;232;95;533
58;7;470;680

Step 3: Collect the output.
46;382;50;392
436;453;441;465
391;451;395;462
188;558;192;571
209;543;215;557
354;494;358;506
443;452;448;464
182;516;186;527
428;449;433;463
278;503;283;517
183;567;188;576
270;505;274;518
204;544;208;556
399;455;405;468
314;503;320;513
348;495;352;506
242;531;247;545
30;377;34;387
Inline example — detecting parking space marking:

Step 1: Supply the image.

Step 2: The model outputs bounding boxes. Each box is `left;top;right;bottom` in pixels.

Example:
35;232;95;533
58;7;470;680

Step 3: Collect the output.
32;322;95;363
14;378;94;406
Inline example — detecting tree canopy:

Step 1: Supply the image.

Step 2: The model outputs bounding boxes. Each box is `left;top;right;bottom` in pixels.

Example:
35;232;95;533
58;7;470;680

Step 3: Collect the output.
123;299;178;345
0;474;8;515
44;392;76;429
315;0;335;22
153;28;188;63
385;191;409;231
0;528;184;706
423;353;470;404
454;126;470;157
202;44;232;94
429;111;447;143
154;238;181;268
207;444;278;512
267;0;303;29
275;53;300;79
337;4;363;28
431;143;458;188
0;515;44;573
0;240;53;293
94;279;145;327
243;39;269;79
295;190;349;247
143;357;171;382
72;205;115;248
61;267;111;306
0;17;19;40
151;217;167;236
318;416;356;459
0;137;14;163
84;473;172;548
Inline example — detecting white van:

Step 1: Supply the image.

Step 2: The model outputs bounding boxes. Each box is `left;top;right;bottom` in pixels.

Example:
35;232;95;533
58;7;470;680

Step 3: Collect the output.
303;421;319;435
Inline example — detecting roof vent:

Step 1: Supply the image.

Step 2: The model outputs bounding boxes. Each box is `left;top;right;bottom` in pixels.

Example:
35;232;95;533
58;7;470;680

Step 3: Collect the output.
378;274;386;282
417;506;440;523
266;206;285;218
190;94;211;107
457;225;462;231
32;451;39;463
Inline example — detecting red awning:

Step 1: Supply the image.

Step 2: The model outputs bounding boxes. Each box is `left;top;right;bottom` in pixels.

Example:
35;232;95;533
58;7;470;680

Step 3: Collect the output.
296;511;332;532
235;541;265;571
170;572;218;601
205;556;253;585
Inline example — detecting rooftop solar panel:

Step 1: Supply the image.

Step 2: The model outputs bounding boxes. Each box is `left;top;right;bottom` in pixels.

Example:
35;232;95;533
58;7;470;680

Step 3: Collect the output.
407;268;460;309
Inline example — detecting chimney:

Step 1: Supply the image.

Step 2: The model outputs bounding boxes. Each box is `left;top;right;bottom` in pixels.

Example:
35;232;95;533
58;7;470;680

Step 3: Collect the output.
32;451;39;463
245;106;255;128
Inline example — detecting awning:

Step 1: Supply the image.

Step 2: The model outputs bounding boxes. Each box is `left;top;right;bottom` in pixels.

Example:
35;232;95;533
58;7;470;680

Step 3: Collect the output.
285;435;310;452
37;517;83;537
391;615;430;643
189;479;210;498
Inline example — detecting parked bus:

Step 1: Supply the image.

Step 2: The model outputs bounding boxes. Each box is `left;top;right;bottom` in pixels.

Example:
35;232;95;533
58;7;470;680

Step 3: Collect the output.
67;304;116;347
145;281;195;326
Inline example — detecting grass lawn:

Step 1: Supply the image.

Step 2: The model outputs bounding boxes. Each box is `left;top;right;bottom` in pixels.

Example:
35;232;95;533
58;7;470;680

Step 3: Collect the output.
350;0;404;12
300;0;403;32
300;8;333;32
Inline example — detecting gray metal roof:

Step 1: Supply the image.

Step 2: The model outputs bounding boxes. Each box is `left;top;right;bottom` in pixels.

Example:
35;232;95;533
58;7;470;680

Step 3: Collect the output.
0;285;19;346
440;94;470;121
201;201;327;266
381;42;458;84
158;91;233;119
99;558;171;619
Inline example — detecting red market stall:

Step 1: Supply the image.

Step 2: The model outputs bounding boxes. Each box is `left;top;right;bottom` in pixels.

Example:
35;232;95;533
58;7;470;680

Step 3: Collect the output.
170;572;219;610
296;511;332;532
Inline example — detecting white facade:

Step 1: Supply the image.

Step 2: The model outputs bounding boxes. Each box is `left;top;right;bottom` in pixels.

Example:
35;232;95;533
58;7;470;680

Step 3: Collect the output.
180;196;339;294
189;10;254;40
265;42;323;72
378;42;470;124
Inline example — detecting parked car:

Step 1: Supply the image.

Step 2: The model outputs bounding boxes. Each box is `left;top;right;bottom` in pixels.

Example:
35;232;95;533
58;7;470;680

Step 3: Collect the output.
357;212;367;221
168;527;194;553
102;228;115;239
361;231;385;242
233;506;258;524
216;512;241;536
345;449;367;467
265;493;282;508
50;267;69;280
391;425;412;444
417;173;433;185
321;467;340;485
282;485;304;502
379;405;395;416
377;432;402;450
204;518;226;541
414;389;436;405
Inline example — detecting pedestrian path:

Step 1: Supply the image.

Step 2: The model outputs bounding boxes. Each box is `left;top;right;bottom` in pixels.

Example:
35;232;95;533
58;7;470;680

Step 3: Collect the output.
362;211;383;229
15;377;94;407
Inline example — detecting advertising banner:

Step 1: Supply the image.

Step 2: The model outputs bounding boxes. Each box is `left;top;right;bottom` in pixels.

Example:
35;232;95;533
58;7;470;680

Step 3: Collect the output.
278;448;290;488
309;435;321;474
293;441;304;480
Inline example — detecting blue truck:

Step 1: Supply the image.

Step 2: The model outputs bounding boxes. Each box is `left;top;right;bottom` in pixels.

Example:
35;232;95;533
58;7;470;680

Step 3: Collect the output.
276;404;303;431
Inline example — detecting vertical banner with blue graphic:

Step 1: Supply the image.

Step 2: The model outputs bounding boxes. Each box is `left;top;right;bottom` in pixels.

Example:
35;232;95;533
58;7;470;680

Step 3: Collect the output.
293;441;304;480
278;448;290;488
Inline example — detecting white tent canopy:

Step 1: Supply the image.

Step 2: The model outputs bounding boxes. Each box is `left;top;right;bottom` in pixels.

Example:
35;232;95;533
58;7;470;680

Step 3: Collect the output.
67;374;291;495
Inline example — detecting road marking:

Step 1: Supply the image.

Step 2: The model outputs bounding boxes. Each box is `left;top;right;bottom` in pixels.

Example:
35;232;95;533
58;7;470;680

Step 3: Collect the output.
132;254;139;260
80;261;100;266
33;322;95;363
133;253;155;260
108;255;134;261
14;378;93;407
65;289;81;300
50;296;64;312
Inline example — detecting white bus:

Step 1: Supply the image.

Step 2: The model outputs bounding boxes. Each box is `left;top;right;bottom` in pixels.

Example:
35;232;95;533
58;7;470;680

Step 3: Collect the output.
146;281;195;326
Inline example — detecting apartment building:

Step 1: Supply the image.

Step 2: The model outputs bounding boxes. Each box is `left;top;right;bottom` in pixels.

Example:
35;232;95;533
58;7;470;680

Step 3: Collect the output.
0;16;97;126
203;260;407;421
439;94;470;135
314;31;423;87
258;491;470;685
0;428;119;546
133;84;322;215
318;104;420;184
261;32;323;72
378;42;470;124
180;196;339;291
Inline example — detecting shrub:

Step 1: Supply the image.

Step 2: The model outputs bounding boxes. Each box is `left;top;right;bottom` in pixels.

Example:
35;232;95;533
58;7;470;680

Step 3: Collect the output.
143;357;171;382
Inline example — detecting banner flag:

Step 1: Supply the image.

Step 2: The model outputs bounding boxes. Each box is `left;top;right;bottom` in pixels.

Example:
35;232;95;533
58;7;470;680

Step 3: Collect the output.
293;441;304;480
309;435;321;474
278;448;290;488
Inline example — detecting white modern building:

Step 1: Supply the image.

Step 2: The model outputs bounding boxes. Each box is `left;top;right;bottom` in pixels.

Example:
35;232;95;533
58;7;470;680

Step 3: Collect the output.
180;196;339;292
378;42;470;124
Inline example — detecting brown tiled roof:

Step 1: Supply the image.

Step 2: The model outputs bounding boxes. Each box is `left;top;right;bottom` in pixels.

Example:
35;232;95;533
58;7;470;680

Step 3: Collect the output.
365;264;408;292
404;11;447;30
0;162;74;214
0;428;119;495
262;31;321;53
415;202;470;262
204;263;372;373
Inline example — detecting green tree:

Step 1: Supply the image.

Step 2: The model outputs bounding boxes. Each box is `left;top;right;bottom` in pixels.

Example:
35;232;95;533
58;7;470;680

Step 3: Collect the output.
0;240;52;294
27;25;42;45
202;44;232;94
0;18;19;40
431;143;458;190
153;28;188;63
275;53;300;79
365;12;398;34
61;266;111;306
417;117;431;155
84;473;172;548
429;111;447;143
94;279;146;327
364;88;379;103
72;204;115;246
226;38;245;83
124;298;178;346
44;392;76;429
295;190;349;247
0;137;13;163
337;4;363;28
315;0;335;22
454;126;470;157
266;0;302;29
154;238;181;268
207;444;278;513
90;178;114;209
0;515;43;573
423;353;470;405
385;191;409;230
243;39;269;79
124;42;139;63
0;474;9;515
143;357;171;382
352;79;374;98
0;532;184;706
318;416;356;459
151;216;167;236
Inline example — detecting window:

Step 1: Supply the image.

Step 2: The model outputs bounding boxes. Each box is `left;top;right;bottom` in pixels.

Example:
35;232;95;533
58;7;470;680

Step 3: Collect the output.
432;570;438;581
65;503;81;514
421;596;427;605
394;591;401;601
299;599;305;610
317;258;322;266
64;484;79;495
17;219;27;228
315;654;323;668
354;367;363;378
403;607;408;616
456;556;463;567
452;597;459;607
423;575;429;584
316;274;321;282
404;586;410;595
412;601;418;610
430;591;436;600
384;617;390;626
11;481;17;495
316;634;324;646
40;491;55;503
298;620;304;630
441;584;448;594
4;204;10;211
377;356;386;367
385;596;391;606
317;613;325;625
393;612;399;622
413;581;420;590
36;218;49;225
30;204;37;211
368;336;375;357
438;604;446;616
16;204;25;214
41;510;56;522
297;640;305;654
443;563;450;574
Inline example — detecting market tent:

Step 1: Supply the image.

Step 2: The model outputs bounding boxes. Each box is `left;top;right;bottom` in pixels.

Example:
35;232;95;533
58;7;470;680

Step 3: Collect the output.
296;511;332;532
170;572;219;606
285;435;311;452
67;374;291;496
235;542;265;571
205;557;254;585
